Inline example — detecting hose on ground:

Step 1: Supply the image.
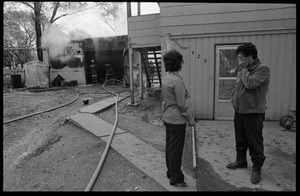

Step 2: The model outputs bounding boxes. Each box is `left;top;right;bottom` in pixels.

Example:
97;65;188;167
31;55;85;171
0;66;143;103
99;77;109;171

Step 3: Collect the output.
3;92;87;125
4;79;138;191
84;79;138;191
3;84;130;125
84;79;125;191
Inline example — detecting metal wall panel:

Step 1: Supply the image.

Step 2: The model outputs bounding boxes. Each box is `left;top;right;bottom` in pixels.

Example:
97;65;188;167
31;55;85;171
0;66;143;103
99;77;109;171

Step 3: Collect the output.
162;32;296;120
159;3;296;37
128;14;160;48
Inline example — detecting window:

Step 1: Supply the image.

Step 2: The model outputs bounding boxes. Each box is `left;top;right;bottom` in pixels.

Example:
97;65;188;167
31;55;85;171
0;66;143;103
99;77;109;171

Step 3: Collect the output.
130;2;160;16
216;45;239;101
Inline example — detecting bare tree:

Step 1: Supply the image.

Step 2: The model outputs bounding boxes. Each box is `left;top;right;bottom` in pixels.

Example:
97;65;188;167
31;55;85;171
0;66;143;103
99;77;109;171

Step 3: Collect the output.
4;6;36;68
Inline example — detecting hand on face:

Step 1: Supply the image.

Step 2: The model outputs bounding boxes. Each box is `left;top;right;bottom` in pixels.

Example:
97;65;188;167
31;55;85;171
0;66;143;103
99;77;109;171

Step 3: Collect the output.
238;54;248;69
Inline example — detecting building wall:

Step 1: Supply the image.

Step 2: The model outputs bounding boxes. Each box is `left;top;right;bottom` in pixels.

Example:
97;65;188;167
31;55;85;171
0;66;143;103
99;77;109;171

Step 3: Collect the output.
50;67;85;85
43;42;86;85
161;32;296;120
128;3;296;120
128;14;161;48
159;3;296;37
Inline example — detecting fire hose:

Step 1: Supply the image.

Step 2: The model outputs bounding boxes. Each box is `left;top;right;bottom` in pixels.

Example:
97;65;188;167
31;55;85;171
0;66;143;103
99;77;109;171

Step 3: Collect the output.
3;87;130;125
4;78;137;191
84;79;138;191
3;92;88;125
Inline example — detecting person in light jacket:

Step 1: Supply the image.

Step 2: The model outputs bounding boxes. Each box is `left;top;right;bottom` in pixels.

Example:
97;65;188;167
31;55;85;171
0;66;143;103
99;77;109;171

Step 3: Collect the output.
162;49;195;187
227;43;270;184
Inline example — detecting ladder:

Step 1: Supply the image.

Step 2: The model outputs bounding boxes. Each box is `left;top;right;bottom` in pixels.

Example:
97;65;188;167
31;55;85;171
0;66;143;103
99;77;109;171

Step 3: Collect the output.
140;47;161;88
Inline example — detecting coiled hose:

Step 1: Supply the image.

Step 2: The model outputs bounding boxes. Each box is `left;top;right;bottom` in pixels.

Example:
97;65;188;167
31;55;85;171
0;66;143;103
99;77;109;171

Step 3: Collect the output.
84;79;132;191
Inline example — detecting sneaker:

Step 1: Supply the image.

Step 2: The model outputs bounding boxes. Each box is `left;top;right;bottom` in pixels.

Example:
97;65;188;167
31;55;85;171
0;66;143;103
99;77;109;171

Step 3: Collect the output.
170;181;187;187
166;171;170;179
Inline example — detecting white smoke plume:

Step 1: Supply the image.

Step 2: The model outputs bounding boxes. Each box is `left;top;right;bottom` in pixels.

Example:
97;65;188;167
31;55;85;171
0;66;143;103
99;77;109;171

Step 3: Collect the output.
42;25;92;59
42;24;71;58
69;28;92;40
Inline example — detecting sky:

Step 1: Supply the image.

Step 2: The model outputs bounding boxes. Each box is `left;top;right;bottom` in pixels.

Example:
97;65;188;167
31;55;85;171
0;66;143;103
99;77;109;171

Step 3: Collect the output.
40;2;160;58
56;2;160;38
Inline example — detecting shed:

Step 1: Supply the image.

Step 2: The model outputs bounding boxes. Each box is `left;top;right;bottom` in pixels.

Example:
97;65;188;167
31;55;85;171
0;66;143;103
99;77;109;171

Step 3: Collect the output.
23;60;50;88
43;41;86;86
126;3;296;121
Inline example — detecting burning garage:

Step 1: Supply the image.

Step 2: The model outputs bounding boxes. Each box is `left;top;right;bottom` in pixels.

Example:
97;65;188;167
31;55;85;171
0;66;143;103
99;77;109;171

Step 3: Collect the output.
83;35;128;84
43;35;128;86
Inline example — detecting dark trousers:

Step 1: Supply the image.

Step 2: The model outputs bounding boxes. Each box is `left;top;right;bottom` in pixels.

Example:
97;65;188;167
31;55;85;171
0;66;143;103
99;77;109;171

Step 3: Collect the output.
234;111;266;170
164;121;186;183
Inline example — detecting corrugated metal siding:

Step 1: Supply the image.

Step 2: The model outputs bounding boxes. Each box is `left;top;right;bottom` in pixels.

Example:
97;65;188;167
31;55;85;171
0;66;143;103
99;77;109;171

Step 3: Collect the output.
160;3;295;15
128;14;160;48
161;33;296;120
159;3;296;37
130;3;296;120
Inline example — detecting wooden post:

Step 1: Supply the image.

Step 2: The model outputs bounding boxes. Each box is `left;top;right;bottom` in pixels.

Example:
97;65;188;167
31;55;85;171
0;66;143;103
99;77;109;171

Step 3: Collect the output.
129;48;134;104
47;48;51;88
192;126;197;170
126;2;131;17
139;52;143;100
137;2;141;16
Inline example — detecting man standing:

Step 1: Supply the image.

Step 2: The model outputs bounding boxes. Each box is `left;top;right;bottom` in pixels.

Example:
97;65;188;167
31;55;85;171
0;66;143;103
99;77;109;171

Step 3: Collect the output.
227;43;270;184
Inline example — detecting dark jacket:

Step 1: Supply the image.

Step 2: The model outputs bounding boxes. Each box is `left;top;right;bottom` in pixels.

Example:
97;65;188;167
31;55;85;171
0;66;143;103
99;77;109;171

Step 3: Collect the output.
231;58;270;114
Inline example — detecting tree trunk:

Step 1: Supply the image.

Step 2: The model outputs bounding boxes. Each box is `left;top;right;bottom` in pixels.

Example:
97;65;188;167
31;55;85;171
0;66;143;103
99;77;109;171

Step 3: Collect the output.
34;2;43;61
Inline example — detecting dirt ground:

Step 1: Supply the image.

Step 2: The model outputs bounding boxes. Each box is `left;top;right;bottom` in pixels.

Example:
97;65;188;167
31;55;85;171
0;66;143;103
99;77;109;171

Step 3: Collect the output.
2;84;294;191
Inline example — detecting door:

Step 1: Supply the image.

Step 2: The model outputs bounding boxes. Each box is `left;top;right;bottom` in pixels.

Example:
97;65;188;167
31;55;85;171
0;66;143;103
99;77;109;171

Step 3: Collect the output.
215;45;239;120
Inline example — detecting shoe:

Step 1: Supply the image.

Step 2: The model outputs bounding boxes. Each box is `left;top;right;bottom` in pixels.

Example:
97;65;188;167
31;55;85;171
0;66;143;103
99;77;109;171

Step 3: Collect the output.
170;181;187;187
226;160;247;169
166;172;170;179
251;170;261;184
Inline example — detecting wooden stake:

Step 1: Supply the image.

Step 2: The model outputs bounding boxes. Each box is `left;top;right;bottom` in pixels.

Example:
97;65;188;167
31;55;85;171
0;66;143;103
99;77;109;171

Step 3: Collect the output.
192;126;197;170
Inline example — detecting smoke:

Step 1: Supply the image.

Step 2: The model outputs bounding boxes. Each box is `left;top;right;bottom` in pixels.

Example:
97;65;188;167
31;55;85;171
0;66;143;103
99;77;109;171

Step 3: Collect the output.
69;29;92;40
113;4;127;36
42;25;71;58
42;25;92;59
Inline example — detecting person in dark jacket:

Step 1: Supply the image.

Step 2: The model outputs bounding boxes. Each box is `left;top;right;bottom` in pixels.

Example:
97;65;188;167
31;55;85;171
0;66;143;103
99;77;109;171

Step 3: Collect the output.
90;59;97;83
162;49;195;187
227;43;270;184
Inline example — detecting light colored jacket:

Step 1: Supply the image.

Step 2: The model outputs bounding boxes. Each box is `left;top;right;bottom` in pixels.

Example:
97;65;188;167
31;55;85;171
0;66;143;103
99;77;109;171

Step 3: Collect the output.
162;72;192;124
231;58;270;114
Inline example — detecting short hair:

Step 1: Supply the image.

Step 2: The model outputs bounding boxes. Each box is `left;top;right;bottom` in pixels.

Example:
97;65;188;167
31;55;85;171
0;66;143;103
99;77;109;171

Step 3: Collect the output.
236;43;258;59
163;49;183;72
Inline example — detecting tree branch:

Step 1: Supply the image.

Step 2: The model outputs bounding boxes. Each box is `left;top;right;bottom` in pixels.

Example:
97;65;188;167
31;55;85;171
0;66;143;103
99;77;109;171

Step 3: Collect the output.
21;2;34;10
101;19;115;33
51;3;103;23
50;2;60;23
